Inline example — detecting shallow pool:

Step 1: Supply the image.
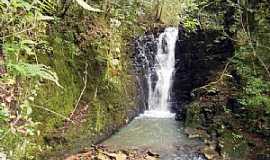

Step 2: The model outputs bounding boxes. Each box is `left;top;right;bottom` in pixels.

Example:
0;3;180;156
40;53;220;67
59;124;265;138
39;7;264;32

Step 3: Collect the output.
103;116;205;160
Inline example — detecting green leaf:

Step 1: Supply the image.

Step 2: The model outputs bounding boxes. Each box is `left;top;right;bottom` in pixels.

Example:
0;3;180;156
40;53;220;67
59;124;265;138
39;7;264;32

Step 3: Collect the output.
3;42;20;55
74;0;102;12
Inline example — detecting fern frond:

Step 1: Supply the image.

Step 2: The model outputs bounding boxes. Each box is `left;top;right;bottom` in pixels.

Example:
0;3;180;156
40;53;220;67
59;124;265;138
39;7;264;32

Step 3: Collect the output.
7;63;62;88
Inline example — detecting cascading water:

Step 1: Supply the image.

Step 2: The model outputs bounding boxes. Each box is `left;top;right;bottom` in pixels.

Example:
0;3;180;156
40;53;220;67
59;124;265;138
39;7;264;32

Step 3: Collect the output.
103;27;205;160
141;27;178;118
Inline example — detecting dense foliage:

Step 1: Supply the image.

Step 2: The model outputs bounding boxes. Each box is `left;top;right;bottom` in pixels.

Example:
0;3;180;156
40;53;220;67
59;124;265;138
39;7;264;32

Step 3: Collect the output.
1;0;269;159
0;0;181;159
193;0;270;111
182;0;270;158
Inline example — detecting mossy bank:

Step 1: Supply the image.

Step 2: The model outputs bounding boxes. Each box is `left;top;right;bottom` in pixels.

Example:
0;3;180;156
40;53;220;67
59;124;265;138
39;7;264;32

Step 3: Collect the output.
0;0;182;159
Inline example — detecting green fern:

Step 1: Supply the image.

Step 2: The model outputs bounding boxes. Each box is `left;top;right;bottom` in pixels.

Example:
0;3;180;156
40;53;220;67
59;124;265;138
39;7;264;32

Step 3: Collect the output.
7;63;62;88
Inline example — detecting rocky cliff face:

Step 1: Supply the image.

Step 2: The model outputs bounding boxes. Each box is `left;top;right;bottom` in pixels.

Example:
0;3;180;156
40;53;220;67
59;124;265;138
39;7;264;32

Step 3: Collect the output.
132;28;165;111
172;26;234;120
132;26;234;119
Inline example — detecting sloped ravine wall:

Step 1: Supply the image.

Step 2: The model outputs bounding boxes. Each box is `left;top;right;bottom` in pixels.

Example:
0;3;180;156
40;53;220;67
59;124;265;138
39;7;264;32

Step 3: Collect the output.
37;13;144;160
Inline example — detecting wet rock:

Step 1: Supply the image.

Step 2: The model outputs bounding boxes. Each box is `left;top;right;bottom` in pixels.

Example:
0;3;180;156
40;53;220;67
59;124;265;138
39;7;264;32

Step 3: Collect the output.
255;154;270;160
132;33;158;112
201;145;221;160
172;26;234;117
185;127;210;139
147;150;159;158
145;155;159;160
65;145;160;160
96;152;111;160
226;98;242;114
106;151;127;160
115;153;127;160
174;106;186;121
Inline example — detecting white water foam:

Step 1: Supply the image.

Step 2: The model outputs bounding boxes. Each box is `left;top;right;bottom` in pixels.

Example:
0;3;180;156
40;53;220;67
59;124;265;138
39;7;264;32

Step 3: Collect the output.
141;27;179;118
137;110;175;119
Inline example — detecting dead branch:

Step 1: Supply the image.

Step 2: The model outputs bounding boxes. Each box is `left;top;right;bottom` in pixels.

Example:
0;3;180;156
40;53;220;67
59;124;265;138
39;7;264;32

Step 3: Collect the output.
70;63;88;118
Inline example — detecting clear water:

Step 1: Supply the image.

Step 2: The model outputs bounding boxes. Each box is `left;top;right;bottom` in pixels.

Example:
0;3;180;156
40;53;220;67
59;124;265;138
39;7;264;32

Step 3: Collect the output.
103;117;204;160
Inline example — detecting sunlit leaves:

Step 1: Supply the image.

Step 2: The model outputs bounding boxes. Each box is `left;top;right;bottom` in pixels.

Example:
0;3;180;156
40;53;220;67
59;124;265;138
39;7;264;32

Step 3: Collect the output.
183;18;199;31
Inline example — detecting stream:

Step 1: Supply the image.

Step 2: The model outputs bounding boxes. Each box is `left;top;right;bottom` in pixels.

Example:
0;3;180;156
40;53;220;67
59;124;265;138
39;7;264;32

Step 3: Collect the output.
103;28;205;160
103;115;204;160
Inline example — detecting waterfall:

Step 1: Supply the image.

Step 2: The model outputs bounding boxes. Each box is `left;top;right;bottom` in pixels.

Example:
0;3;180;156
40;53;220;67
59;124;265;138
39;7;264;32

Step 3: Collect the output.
138;27;178;118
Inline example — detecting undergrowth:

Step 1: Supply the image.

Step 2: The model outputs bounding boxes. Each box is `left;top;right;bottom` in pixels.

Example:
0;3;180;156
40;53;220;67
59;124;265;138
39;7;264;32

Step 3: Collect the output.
0;0;180;159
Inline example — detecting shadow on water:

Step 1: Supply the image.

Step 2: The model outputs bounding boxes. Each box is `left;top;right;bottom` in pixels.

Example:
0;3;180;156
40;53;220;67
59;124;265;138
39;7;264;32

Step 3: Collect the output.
103;116;205;160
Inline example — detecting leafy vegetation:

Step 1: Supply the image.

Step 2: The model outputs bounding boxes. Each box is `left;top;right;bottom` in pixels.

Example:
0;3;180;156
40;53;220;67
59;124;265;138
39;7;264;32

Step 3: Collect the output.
0;0;181;159
1;0;269;159
0;1;61;159
180;0;270;113
182;0;270;158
